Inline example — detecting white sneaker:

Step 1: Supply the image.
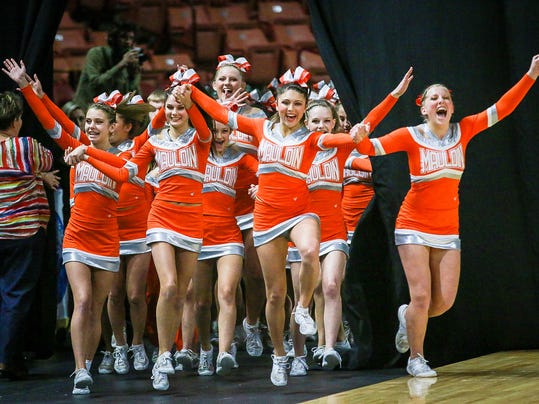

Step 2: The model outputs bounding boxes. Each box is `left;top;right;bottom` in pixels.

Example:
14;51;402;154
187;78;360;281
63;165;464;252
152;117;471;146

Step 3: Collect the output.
216;351;238;376
395;304;409;353
72;386;90;395
71;368;93;395
174;348;199;371
270;354;289;386
198;347;215;376
407;354;437;377
407;376;437;398
229;342;239;368
113;344;130;374
335;339;351;353
130;344;149;371
322;348;342;370
243;318;264;357
290;355;308;377
155;351;175;375
311;345;325;363
294;305;317;336
151;347;158;364
98;351;114;375
111;326;127;349
234;324;246;351
151;362;169;391
286;344;307;358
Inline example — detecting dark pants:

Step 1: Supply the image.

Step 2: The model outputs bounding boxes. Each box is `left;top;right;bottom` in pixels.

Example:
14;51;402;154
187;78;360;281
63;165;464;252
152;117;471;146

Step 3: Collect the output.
0;228;46;367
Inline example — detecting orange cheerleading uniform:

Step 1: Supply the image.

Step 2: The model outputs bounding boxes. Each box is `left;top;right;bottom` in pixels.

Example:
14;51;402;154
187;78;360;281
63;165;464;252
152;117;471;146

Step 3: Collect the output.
84;104;212;252
302;93;398;256
42;93;167;254
341;150;374;242
191;86;360;246
357;74;536;247
199;148;258;260
230;105;265;229
21;85;122;271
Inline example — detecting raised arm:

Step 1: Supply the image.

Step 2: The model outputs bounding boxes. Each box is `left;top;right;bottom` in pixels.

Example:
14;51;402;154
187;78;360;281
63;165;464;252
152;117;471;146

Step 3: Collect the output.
186;85;264;141
173;84;212;142
361;67;413;131
461;54;539;136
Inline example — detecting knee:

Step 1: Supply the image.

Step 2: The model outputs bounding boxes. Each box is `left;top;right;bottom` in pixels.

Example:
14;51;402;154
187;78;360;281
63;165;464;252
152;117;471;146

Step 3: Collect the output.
218;286;236;308
265;288;286;307
73;295;92;316
160;283;178;302
299;244;320;265
410;290;431;312
323;279;341;301
429;298;455;317
127;291;145;308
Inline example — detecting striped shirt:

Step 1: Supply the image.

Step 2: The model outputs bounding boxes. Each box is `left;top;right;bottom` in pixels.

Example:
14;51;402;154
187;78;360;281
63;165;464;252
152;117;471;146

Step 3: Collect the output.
0;136;53;239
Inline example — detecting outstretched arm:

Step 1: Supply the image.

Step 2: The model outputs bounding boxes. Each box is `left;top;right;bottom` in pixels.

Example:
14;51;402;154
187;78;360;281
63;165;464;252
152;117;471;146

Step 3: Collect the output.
185;84;264;141
173;85;212;142
361;66;413;131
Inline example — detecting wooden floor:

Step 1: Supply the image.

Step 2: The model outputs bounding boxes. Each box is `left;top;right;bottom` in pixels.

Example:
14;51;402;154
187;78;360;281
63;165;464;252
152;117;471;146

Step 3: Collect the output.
305;350;539;403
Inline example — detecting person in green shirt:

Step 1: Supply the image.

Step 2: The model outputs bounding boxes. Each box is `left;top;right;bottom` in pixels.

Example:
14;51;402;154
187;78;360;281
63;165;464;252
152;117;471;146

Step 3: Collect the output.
73;22;143;109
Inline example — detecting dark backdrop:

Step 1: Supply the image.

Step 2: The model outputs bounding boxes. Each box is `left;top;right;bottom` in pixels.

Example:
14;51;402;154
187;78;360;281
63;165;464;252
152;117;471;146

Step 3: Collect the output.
307;0;539;368
0;1;67;358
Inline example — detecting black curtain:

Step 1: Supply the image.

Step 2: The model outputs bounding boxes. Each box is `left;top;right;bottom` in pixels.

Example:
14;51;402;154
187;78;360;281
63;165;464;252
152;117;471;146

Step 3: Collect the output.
0;1;67;358
307;0;539;368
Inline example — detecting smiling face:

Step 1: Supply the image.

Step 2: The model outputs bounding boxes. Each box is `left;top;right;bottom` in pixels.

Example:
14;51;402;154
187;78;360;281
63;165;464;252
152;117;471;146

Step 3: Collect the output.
109;113;131;146
276;88;307;133
420;84;454;127
212;65;245;101
85;106;115;149
165;93;189;133
212;121;232;155
305;105;336;133
336;103;351;133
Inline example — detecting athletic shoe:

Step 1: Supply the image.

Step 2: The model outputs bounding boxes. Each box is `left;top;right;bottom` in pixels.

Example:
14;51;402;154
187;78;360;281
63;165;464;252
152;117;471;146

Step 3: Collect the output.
322;348;342;370
335;338;352;353
234;324;246;351
111;326;127;349
343;320;354;345
113;344;130;374
395;304;409;353
230;342;239;368
407;376;437;398
174;348;199;371
98;351;114;375
72;386;90;395
294;305;317;336
130;344;149;371
289;355;308;377
71;368;93;395
151;362;169;391
216;351;238;376
407;354;437;377
155;351;175;375
85;359;92;372
198;347;214;376
286;344;307;358
270;354;289;386
151;348;158;364
243;318;264;357
311;345;325;363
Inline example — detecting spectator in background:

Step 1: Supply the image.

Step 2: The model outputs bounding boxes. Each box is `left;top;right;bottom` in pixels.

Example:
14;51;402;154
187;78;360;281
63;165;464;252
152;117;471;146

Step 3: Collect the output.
61;100;86;129
0;91;54;380
72;22;142;110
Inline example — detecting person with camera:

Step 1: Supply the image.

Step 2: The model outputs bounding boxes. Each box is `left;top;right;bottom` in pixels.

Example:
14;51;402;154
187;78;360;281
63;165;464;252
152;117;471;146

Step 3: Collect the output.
72;22;143;110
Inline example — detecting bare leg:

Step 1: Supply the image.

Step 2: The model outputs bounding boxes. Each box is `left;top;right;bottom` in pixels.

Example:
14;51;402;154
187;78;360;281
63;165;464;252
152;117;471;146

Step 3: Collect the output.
256;237;289;356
